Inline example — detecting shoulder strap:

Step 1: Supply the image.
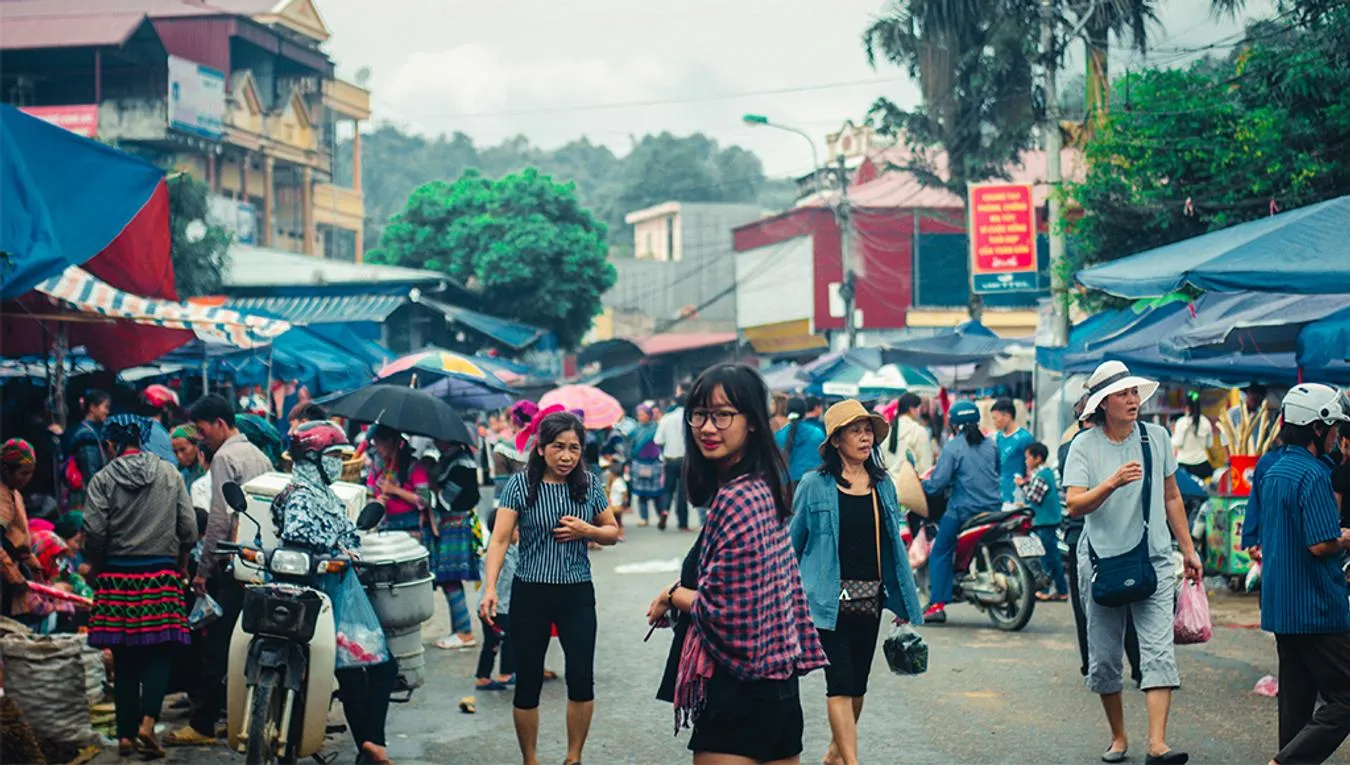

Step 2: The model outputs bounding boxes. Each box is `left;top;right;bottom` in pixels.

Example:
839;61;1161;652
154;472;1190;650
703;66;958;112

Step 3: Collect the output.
871;489;882;577
1138;421;1153;530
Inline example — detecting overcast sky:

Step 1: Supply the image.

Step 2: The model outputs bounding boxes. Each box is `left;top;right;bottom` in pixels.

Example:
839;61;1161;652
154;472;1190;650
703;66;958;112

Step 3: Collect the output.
319;0;1276;178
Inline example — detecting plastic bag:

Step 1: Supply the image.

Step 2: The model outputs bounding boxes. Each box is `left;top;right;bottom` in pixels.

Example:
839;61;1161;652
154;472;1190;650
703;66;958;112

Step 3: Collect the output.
1173;580;1213;645
1245;562;1262;593
1253;674;1279;697
908;527;932;569
882;623;929;676
329;571;390;669
188;593;224;630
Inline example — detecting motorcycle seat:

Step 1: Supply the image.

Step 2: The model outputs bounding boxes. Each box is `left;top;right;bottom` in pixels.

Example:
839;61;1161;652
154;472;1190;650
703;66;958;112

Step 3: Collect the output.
959;509;1023;532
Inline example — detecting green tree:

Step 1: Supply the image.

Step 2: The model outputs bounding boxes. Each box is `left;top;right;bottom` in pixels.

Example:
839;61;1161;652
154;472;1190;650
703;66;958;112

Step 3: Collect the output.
368;168;616;349
1066;10;1350;295
167;174;231;298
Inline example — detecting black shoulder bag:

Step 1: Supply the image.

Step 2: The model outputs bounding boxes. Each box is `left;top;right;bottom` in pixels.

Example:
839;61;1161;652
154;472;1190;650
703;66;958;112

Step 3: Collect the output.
1087;422;1158;608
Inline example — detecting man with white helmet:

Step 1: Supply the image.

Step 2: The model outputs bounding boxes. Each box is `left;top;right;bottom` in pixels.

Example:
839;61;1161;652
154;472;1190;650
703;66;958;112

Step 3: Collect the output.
1251;383;1350;765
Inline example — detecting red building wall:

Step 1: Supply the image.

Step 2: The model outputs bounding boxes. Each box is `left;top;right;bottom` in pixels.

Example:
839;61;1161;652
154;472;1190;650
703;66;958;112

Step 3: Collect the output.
151;18;236;75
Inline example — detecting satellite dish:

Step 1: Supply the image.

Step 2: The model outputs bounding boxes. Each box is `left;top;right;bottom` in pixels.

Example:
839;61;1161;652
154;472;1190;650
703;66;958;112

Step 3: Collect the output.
354;67;372;87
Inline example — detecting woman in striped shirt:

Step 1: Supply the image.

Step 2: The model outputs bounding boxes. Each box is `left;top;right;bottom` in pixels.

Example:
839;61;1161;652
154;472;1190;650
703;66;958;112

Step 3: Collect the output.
481;411;620;765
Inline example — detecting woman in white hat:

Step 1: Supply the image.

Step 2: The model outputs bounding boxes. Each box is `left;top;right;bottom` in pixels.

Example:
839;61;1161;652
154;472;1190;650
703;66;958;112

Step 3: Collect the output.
1063;361;1203;765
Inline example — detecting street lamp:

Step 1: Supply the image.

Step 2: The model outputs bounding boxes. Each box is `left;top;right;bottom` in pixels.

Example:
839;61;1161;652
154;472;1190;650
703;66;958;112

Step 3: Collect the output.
741;113;822;200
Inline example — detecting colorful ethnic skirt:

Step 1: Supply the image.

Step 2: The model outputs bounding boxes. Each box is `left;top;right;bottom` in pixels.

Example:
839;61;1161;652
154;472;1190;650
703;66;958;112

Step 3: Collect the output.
87;558;189;648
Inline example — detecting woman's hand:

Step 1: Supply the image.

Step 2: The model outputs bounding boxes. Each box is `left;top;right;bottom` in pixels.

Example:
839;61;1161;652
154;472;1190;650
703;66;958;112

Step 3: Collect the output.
893;616;910;626
1110;461;1143;489
1182;551;1203;582
646;590;672;626
553;515;593;542
379;473;398;498
479;588;499;625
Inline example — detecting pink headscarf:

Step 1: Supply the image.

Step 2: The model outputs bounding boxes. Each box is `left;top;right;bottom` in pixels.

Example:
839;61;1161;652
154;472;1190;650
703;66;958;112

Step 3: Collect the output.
515;404;566;452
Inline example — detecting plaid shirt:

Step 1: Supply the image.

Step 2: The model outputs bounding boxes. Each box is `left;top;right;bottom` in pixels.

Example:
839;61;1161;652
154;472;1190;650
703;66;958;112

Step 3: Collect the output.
675;474;827;729
1024;472;1052;506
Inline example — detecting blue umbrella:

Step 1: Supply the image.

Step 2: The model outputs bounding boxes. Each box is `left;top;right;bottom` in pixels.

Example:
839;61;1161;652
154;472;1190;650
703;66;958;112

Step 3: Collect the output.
1077;194;1350;299
879;321;1016;366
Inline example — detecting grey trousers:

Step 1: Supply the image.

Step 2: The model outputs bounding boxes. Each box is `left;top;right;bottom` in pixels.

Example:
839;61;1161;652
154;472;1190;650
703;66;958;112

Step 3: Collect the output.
1077;540;1181;694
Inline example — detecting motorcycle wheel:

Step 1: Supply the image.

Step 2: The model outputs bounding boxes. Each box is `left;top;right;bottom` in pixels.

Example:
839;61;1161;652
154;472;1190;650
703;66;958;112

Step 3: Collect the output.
986;545;1036;632
245;669;284;765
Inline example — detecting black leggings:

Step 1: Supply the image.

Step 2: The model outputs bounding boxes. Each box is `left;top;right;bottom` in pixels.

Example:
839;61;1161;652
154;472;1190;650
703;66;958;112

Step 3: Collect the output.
509;581;597;710
335;659;398;748
111;645;174;741
476;614;516;679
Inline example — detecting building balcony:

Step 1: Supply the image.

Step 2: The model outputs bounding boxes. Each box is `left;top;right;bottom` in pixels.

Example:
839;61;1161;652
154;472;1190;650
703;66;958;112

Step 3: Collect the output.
323;79;371;121
312;183;363;232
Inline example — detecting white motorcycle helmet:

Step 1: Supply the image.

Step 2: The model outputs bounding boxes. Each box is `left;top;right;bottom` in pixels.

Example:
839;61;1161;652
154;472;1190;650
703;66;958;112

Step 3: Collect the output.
1281;383;1350;427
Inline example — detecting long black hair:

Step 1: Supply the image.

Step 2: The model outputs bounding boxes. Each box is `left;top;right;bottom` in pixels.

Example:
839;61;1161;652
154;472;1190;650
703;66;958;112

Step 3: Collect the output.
80;389;110;419
960;422;985;446
524;411;591;508
888;391;921;453
683;364;790;521
1186;392;1203;436
372;424;415;484
819;437;888;490
782;396;807;456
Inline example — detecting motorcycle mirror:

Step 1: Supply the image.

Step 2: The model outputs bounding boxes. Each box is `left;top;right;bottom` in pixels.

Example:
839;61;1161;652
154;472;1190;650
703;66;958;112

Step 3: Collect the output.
222;482;248;514
356;502;386;532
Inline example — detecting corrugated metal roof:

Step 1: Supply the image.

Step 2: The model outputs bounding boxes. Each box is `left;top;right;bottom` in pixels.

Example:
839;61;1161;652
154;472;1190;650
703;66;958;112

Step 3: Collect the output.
223;244;446;290
418;296;545;351
638;332;738;356
225;293;406;324
0;0;233;20
0;13;151;50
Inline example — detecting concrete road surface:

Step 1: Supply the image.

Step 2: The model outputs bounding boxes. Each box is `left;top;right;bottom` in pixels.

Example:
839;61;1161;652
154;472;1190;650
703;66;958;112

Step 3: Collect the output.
94;523;1348;765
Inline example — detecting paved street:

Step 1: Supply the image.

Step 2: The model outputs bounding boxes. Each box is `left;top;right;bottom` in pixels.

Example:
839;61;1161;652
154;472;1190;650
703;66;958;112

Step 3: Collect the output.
101;525;1348;765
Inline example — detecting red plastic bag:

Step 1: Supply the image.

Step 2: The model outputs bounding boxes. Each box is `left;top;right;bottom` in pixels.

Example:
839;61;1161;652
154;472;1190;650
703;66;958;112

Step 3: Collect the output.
908;527;932;569
1174;580;1213;645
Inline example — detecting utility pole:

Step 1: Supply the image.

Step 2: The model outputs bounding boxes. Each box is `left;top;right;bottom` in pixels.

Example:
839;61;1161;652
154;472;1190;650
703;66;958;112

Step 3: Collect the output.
1041;0;1069;347
836;153;857;349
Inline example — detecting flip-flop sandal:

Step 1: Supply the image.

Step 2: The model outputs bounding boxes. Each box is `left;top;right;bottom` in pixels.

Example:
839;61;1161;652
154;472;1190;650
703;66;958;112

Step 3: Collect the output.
1146;751;1188;765
163;727;216;746
543;670;560;682
1101;748;1127;763
118;741;137;758
459;697;477;714
138;733;166;760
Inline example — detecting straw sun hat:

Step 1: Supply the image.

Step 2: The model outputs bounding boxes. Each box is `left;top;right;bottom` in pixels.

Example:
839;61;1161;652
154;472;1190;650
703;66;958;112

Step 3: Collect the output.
1079;360;1159;421
821;400;927;513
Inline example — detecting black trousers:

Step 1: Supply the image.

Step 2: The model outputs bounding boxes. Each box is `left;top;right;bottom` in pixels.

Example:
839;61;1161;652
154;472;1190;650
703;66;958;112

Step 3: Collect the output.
1066;543;1142;685
662;458;688;529
111;646;174;741
1275;632;1350;764
510;581;596;709
476;614;516;679
189;577;244;735
335;659;397;749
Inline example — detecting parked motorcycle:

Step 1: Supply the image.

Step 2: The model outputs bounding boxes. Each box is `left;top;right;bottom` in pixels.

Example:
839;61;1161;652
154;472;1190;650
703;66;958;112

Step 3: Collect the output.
902;508;1047;631
217;481;386;765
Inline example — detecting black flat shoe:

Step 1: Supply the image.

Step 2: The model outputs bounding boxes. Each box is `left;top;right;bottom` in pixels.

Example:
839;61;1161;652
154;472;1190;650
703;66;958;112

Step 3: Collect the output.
1145;751;1188;765
1101;749;1127;763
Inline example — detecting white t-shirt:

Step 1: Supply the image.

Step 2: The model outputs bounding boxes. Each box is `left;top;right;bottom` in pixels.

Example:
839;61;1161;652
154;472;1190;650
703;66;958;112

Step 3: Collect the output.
608;476;628;508
654;406;686;460
1171;415;1213;466
191;471;212;512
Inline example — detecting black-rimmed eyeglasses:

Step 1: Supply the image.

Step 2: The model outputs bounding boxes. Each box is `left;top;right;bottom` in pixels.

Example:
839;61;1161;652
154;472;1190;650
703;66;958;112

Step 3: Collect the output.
686;409;741;430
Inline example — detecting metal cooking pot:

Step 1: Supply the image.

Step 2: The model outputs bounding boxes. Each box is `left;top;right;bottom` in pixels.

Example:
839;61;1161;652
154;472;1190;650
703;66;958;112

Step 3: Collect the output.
366;575;435;629
385;625;423;657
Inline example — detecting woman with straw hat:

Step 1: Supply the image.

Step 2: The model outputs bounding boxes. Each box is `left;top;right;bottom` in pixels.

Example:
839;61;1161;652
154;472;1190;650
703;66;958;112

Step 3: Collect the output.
790;400;924;765
1063;361;1202;765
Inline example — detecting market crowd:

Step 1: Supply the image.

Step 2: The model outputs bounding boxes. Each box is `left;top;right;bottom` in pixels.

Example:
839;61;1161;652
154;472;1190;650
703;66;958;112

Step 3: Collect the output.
1;362;1348;765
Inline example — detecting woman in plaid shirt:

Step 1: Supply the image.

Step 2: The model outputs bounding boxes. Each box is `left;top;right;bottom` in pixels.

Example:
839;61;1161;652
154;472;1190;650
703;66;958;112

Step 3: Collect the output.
647;364;827;764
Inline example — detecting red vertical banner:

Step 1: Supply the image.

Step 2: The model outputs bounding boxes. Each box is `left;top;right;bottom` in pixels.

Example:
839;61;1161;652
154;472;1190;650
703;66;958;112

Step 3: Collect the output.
969;183;1037;293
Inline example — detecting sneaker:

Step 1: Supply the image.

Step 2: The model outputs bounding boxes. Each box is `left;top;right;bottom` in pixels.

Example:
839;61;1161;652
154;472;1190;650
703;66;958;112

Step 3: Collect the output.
923;603;947;624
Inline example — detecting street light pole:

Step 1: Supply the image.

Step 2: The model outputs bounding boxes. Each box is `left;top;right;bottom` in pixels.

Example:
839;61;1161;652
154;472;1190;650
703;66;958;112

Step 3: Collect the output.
742;114;822;200
836;153;857;349
1040;0;1069;347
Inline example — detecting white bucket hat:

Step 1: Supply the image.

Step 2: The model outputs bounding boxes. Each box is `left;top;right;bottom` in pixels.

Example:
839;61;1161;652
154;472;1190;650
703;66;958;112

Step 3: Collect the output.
1079;360;1159;421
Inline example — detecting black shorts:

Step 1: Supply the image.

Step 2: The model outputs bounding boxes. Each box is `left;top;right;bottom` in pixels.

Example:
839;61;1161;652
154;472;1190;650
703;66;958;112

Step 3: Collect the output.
818;614;881;697
688;667;803;761
1180;461;1214;480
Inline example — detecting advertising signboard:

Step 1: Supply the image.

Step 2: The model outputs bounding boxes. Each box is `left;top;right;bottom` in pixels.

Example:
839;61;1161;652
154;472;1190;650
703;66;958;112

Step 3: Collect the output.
168;55;226;139
20;105;98;137
969;182;1037;294
208;194;257;246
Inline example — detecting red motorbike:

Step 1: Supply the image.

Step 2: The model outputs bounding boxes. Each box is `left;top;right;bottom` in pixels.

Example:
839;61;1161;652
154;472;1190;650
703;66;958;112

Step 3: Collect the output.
902;507;1048;631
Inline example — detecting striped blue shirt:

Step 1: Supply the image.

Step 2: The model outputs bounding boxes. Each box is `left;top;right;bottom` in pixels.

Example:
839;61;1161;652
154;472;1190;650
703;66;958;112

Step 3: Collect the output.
1254;447;1350;634
498;472;608;585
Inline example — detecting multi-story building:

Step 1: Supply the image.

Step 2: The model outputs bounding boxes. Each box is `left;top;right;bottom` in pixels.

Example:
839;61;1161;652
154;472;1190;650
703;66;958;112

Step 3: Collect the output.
0;0;369;261
600;201;763;338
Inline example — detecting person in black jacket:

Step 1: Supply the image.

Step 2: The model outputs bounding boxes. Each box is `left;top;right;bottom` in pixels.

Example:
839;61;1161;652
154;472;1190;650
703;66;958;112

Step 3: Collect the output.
428;439;483;651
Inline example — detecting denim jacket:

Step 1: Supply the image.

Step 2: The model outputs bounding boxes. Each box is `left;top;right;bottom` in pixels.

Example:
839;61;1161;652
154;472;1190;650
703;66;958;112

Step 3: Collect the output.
789;470;924;631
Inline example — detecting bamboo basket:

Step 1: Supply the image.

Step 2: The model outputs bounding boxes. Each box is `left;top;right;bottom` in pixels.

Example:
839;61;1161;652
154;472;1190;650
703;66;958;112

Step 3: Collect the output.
279;449;364;484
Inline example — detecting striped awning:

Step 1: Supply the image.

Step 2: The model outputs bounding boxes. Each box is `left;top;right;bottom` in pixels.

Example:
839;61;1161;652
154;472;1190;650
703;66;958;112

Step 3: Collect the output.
36;266;290;348
225;294;407;325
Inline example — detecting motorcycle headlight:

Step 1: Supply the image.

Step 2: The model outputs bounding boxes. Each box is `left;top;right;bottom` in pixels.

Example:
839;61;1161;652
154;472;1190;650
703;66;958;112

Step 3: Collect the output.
269;549;312;576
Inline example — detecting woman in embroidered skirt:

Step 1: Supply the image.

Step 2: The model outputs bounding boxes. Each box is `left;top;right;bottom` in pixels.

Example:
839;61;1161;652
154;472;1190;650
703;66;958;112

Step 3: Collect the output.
629;403;665;527
647;364;827;765
427;438;483;651
83;415;197;759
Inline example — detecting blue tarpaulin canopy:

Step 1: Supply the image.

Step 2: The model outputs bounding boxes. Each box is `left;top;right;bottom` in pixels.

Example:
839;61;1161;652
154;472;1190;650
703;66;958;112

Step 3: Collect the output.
1076;195;1350;298
879;320;1018;366
1160;293;1350;362
0;105;165;298
159;326;389;395
1298;309;1350;369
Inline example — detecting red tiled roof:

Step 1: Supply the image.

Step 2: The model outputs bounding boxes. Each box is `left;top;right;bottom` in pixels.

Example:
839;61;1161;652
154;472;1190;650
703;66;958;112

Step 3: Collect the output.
637;332;739;356
0;0;226;19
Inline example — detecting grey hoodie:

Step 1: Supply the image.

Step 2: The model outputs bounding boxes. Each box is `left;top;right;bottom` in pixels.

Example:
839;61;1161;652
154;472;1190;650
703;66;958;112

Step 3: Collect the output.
84;451;197;565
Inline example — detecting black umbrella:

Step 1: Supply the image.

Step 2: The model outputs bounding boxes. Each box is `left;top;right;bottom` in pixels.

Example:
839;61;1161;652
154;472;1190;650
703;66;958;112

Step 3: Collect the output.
327;384;474;444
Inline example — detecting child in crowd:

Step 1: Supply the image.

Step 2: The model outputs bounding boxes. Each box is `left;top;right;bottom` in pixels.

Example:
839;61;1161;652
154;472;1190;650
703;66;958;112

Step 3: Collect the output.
1017;442;1069;601
604;459;629;543
474;509;518;691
